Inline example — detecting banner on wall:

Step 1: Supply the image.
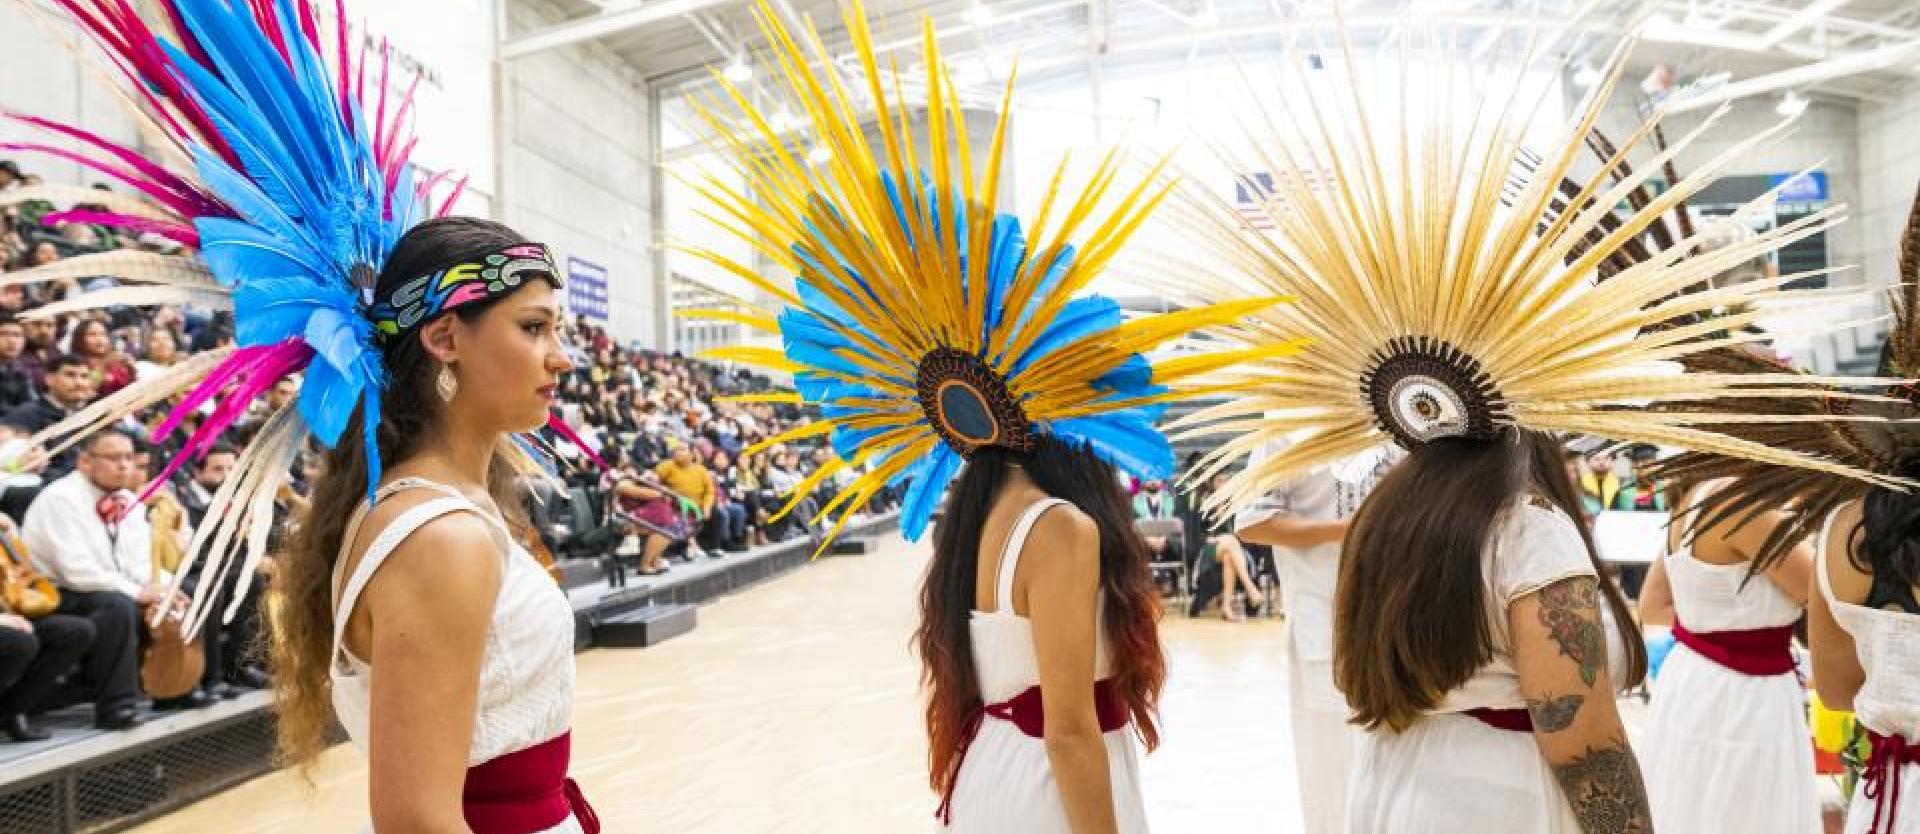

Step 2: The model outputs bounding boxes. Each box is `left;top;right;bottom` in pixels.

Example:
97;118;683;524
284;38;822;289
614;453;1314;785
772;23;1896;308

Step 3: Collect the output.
568;257;610;324
333;0;496;209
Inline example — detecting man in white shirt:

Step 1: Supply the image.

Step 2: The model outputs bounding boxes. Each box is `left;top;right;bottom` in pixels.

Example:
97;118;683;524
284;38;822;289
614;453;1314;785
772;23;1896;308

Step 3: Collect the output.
1235;437;1399;834
22;430;176;729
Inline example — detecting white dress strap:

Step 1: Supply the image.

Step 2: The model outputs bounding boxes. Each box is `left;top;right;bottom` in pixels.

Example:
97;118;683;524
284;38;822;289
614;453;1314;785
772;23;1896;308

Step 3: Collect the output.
328;477;505;669
1815;505;1844;607
996;498;1071;614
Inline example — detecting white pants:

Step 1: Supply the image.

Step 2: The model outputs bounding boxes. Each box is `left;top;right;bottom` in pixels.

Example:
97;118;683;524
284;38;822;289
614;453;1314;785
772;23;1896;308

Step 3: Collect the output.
1289;647;1357;833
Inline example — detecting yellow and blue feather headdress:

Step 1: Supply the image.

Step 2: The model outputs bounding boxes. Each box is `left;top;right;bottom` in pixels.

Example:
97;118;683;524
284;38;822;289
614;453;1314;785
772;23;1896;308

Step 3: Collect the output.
677;0;1292;545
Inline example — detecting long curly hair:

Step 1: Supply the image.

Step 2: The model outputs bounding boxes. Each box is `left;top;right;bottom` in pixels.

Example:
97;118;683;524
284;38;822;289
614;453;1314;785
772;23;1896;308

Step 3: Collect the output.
914;433;1166;797
271;217;536;775
1851;457;1920;598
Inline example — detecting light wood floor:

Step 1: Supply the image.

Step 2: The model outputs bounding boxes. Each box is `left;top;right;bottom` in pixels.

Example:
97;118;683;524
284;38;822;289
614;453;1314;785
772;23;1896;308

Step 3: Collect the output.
127;533;1304;833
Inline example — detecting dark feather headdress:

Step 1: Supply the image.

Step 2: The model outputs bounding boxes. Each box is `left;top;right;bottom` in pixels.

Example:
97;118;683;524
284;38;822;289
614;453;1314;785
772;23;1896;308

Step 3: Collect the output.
1647;182;1920;574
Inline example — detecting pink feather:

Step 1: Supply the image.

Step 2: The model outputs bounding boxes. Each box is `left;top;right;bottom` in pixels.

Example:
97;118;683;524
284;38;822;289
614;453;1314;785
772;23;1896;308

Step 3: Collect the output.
41;210;200;247
437;175;470;218
136;341;314;507
2;113;224;217
333;0;354;135
0;142;206;220
546;413;611;473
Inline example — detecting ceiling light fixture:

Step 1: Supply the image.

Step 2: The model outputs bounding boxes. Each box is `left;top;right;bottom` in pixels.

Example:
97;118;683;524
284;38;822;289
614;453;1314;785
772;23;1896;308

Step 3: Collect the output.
1776;90;1809;117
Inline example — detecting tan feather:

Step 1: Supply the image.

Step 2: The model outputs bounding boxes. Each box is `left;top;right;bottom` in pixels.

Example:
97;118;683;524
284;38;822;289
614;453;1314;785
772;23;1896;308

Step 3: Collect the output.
0;184;180;222
0;250;223;290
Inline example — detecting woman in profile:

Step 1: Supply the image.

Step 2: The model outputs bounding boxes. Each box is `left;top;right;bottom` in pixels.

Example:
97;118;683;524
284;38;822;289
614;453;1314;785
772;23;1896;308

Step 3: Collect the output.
278;218;594;832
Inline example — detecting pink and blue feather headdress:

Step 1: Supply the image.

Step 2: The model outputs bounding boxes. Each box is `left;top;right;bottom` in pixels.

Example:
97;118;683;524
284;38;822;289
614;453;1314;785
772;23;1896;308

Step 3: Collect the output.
0;0;590;637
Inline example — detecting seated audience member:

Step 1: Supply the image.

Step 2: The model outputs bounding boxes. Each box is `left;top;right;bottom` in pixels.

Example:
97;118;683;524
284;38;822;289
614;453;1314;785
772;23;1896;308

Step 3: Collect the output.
612;471;690;576
1132;478;1181;565
2;354;97;481
15;315;59;391
655;444;723;554
0;314;36;412
707;449;752;552
70;319;134;398
159;444;268;697
0;514;95;742
763;449;819;542
22;430;181;729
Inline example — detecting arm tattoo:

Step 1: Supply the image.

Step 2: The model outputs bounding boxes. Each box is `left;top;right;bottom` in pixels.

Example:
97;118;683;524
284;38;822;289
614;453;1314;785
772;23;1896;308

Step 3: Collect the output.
1550;742;1653;834
1525;694;1586;733
1536;577;1607;688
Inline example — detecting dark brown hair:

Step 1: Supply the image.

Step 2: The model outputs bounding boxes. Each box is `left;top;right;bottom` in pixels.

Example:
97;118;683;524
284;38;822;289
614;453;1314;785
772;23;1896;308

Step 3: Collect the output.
1335;430;1647;732
915;433;1166;795
270;217;541;773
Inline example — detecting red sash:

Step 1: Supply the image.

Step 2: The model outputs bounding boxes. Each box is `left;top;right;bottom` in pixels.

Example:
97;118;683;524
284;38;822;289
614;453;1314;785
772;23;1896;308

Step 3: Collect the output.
464;731;601;834
936;679;1129;825
1864;729;1916;834
1671;619;1797;676
1464;707;1534;733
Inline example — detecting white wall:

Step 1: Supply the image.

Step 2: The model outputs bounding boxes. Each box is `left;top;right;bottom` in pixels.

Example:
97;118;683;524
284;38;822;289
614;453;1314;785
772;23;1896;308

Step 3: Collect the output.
1595;97;1866;286
0;0;143;185
501;0;660;348
1859;79;1920;289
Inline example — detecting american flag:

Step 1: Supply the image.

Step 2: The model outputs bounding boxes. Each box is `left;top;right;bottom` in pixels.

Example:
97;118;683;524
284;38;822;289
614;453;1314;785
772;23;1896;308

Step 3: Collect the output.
1233;170;1333;231
1234;172;1279;230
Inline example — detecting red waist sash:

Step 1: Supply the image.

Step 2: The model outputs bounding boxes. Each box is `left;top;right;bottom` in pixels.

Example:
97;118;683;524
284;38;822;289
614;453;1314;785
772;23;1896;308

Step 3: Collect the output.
936;679;1129;825
1464;707;1534;733
1864;729;1917;834
1671;618;1797;676
464;731;601;834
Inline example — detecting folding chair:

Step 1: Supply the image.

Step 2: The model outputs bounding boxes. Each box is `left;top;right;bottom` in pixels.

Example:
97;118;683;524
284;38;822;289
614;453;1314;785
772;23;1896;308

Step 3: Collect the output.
1135;517;1188;604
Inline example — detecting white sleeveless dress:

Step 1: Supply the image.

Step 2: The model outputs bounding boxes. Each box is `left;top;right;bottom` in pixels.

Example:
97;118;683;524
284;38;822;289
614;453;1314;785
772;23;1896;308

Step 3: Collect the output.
942;498;1151;833
330;478;582;833
1641;540;1819;833
1818;510;1920;834
1348;501;1633;834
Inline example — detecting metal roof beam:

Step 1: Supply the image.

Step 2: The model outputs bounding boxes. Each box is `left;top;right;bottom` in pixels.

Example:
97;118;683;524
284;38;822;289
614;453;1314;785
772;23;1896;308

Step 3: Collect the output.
503;0;740;59
1668;35;1920;112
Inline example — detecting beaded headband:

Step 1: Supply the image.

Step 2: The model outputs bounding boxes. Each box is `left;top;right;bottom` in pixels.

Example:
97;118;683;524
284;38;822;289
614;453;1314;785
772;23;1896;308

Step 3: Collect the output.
368;243;561;343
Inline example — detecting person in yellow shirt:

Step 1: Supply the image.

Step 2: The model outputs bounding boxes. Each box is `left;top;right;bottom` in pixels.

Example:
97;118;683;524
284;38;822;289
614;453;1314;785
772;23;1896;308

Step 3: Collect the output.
653;445;714;550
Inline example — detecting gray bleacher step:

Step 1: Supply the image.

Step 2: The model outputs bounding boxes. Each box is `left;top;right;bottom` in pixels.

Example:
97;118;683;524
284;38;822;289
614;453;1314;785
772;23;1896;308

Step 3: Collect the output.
592;603;697;648
556;557;602;590
829;536;876;555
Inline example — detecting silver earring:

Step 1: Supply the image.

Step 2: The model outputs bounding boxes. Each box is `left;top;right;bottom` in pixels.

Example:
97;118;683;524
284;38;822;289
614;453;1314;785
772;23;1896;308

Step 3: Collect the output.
436;365;459;402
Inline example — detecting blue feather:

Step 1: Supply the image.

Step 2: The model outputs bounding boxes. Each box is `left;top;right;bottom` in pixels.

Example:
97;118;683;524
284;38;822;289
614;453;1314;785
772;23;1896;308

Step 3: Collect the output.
1093;354;1153;393
303;305;371;375
982;214;1024;339
361;393;382;503
1011;296;1121;376
1048;414;1174;480
999;244;1078;360
881;172;915;251
198;219;329;287
829;422;896;461
899;445;964;542
299;352;366;446
783;339;872;380
231;277;328;346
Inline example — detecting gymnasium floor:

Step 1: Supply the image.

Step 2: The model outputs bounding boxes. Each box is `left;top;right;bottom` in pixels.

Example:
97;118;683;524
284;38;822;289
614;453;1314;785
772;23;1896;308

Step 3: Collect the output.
126;533;1305;833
